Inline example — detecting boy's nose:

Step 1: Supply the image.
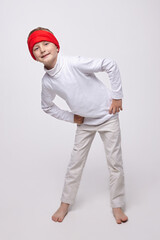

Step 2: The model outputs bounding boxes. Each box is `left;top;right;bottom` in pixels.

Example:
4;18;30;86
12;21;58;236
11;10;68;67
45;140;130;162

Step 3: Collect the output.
40;47;45;53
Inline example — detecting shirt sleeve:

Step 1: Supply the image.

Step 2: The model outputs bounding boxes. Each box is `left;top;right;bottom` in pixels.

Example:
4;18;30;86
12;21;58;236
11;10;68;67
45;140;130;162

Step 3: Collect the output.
73;56;124;99
41;78;74;123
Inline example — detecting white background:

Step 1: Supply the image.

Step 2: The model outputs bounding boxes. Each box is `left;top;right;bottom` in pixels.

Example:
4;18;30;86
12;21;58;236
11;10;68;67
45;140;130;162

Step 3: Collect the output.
1;0;160;239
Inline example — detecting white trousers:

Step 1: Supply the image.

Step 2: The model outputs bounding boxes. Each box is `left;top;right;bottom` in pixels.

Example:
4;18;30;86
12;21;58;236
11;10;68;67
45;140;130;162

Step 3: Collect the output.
61;115;126;209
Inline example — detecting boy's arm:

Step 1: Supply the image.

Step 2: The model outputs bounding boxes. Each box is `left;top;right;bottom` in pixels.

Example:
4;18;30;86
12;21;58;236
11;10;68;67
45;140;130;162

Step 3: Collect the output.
74;56;123;100
41;81;74;123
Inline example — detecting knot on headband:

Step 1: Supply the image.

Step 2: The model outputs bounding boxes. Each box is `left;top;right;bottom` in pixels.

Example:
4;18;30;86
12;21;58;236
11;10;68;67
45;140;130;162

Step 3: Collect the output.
27;30;60;60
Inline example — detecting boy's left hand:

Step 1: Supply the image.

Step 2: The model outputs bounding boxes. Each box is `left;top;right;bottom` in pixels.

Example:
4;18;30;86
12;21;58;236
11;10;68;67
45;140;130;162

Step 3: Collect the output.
109;99;123;114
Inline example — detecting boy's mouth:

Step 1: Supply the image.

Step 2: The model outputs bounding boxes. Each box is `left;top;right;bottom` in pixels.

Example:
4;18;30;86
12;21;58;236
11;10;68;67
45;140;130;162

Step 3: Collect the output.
41;53;50;58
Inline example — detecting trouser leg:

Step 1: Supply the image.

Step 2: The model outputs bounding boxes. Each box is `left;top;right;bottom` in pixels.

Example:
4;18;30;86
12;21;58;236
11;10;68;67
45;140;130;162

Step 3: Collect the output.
61;126;96;205
98;116;125;209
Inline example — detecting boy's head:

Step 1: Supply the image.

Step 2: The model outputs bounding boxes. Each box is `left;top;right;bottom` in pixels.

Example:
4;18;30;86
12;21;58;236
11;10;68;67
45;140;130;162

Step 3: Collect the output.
27;27;60;68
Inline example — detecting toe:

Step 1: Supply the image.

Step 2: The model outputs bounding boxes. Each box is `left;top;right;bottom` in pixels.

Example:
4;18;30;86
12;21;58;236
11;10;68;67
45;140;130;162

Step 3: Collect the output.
58;218;63;222
122;216;128;222
52;215;58;222
116;218;122;224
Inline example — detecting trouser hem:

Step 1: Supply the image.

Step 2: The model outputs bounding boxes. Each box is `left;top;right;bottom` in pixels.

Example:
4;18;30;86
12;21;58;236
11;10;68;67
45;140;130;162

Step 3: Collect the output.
60;198;74;205
111;202;126;211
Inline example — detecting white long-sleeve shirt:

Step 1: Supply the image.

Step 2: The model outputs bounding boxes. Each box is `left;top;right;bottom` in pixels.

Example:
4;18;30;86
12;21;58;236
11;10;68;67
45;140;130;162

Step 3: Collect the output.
41;53;123;125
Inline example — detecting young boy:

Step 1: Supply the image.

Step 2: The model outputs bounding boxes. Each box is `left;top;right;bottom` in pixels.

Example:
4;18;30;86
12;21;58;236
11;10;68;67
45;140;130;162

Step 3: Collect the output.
27;27;128;224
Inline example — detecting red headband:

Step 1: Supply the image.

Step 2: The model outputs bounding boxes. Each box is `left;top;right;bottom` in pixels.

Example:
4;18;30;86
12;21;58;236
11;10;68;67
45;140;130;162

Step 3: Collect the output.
27;30;60;60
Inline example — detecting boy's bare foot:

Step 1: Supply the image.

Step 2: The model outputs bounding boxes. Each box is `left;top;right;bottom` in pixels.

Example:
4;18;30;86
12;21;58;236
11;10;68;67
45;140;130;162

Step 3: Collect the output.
52;202;70;222
112;207;128;224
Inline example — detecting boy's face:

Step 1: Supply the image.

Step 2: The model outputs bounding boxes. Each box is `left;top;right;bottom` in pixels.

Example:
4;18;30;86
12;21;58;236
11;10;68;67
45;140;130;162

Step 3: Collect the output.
32;41;58;69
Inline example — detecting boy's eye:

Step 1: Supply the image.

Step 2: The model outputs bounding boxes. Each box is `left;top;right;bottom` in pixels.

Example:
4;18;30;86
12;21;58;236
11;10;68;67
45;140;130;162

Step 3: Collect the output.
45;42;49;45
33;47;38;51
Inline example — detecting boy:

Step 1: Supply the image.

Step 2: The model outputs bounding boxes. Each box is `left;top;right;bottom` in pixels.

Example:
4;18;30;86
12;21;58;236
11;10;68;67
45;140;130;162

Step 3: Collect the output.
27;27;128;224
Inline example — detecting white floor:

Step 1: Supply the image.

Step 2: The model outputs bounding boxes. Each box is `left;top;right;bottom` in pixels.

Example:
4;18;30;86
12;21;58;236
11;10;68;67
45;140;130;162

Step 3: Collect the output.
1;155;160;240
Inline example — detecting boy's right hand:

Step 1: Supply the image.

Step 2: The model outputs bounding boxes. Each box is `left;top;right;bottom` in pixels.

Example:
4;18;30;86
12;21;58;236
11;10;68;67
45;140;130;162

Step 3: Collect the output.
74;114;84;124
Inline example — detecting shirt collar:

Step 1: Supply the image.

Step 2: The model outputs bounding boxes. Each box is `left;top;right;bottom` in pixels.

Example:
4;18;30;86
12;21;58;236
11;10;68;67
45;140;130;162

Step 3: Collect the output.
44;53;64;77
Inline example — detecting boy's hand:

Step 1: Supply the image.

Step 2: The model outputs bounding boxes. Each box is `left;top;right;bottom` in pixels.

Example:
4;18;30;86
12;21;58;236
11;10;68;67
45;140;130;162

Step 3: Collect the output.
74;114;84;124
109;99;123;114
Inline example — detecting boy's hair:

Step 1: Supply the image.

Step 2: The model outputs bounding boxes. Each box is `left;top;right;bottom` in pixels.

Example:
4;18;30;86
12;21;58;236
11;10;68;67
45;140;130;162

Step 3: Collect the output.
27;27;53;41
